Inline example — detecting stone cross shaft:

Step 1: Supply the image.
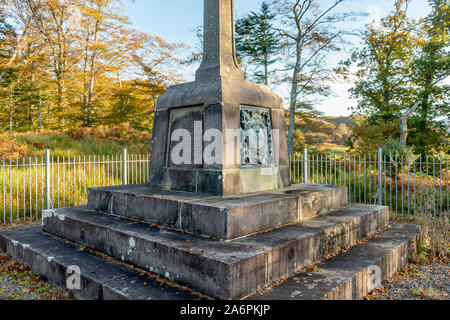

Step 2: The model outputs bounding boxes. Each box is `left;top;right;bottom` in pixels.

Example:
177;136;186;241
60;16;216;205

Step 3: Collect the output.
195;0;244;82
149;0;289;196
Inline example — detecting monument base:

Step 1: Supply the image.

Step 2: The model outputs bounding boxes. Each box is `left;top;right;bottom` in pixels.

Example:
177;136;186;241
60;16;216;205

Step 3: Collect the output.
0;223;419;300
41;203;389;300
0;183;420;300
87;184;348;240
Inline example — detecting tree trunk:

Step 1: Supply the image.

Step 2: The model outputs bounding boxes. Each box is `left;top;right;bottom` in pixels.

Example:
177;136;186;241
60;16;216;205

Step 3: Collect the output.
264;52;268;85
288;42;302;154
85;16;100;127
39;89;42;133
9;84;13;132
400;101;420;145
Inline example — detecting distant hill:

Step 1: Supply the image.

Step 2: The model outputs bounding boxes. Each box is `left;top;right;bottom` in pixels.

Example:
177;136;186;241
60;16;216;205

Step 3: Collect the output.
321;116;355;126
288;115;354;151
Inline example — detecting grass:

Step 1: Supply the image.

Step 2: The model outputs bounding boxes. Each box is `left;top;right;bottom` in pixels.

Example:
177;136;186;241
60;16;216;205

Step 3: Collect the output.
308;143;351;154
0;127;152;224
1;125;151;158
13;133;132;157
290;156;449;216
0;153;149;225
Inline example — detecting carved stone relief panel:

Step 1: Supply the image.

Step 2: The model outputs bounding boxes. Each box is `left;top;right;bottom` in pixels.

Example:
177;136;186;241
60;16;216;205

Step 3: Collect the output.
240;106;273;167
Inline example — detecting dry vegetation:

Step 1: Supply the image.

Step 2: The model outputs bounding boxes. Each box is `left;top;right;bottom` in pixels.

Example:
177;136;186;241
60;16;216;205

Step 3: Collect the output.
0;123;152;159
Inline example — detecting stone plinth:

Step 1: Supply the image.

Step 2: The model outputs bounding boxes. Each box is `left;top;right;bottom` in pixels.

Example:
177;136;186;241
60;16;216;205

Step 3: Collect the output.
87;184;348;240
148;0;290;196
41;203;389;300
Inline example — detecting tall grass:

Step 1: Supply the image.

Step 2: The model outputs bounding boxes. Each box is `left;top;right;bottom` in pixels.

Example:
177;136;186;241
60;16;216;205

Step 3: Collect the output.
290;153;449;217
0;154;150;225
1;125;152;158
9;133;150;157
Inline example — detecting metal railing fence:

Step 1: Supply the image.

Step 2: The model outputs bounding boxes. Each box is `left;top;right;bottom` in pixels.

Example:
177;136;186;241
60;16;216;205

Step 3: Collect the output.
0;149;150;224
0;147;448;225
290;148;449;217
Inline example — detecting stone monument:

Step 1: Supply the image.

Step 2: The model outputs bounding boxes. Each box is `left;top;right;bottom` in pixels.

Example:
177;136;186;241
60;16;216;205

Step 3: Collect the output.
149;0;290;196
0;0;419;301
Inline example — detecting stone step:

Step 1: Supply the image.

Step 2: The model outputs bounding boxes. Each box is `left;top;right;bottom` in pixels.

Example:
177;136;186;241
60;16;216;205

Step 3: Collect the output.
87;183;348;240
41;203;388;300
0;226;200;300
250;223;419;300
0;222;418;301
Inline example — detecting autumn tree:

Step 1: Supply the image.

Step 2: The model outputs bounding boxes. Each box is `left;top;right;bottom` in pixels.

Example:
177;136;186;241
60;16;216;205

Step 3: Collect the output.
115;34;186;130
344;0;448;154
0;0;186;134
0;0;51;132
408;0;449;155
347;0;420;123
0;0;34;84
273;0;359;154
16;0;82;127
0;3;15;66
73;0;136;127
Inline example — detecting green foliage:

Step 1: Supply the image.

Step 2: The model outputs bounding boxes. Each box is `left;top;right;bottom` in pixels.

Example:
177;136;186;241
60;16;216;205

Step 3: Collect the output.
413;191;450;261
351;117;400;154
235;1;280;85
408;0;450;155
382;140;419;166
347;0;420;122
411;239;430;265
344;0;449;155
322;117;356;127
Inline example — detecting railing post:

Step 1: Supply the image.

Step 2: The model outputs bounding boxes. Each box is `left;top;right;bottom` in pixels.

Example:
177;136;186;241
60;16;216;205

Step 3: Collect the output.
378;148;383;206
122;148;128;185
304;148;308;184
288;154;293;183
44;149;51;209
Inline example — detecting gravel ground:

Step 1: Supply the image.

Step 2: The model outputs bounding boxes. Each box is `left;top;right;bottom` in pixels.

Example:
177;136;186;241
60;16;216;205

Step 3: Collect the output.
0;254;73;300
0;220;73;300
1;252;447;300
367;261;449;300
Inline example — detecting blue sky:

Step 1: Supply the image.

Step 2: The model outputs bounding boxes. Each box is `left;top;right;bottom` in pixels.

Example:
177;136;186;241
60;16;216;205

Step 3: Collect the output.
124;0;432;117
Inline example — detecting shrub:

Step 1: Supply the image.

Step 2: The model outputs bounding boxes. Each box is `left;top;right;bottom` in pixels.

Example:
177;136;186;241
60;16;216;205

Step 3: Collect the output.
413;192;449;261
382;140;418;172
0;135;30;158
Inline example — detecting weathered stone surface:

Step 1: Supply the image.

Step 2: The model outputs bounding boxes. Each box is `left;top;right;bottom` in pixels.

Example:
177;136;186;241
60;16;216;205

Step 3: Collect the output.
156;78;284;111
148;0;290;196
0;222;418;301
154;0;282;111
168;106;204;168
88;184;207;229
179;193;298;239
250;223;420;300
42;204;389;299
195;0;243;82
240;106;273;167
88;184;348;240
272;184;349;221
149;110;170;170
0;227;199;300
149;102;291;196
271;109;289;167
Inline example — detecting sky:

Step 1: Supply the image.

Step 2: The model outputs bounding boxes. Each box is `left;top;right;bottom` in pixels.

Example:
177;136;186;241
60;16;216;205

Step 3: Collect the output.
123;0;433;117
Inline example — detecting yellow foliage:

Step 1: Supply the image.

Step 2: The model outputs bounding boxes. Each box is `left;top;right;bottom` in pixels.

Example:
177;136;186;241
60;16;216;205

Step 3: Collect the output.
352;119;401;154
